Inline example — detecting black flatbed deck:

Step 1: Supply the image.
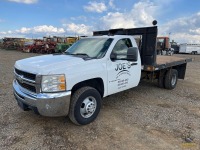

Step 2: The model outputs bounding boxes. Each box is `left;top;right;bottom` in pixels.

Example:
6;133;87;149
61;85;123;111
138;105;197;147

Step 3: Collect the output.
155;55;192;69
143;55;192;71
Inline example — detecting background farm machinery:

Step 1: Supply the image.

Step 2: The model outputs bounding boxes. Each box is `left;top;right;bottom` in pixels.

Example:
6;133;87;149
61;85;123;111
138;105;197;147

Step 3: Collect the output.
23;40;56;54
1;38;25;50
54;37;79;53
22;36;79;54
0;36;83;54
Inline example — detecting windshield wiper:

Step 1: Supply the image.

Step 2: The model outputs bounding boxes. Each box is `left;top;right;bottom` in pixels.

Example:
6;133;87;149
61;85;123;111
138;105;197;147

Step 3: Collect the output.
65;52;92;58
64;51;72;55
74;53;90;57
65;52;89;56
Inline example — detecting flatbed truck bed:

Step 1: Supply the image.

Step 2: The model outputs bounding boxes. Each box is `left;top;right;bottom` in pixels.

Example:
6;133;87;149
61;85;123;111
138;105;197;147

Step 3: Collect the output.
141;55;192;83
156;55;191;66
142;55;192;71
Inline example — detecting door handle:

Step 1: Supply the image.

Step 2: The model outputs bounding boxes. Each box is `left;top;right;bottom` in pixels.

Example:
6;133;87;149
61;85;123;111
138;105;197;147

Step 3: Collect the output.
130;63;138;66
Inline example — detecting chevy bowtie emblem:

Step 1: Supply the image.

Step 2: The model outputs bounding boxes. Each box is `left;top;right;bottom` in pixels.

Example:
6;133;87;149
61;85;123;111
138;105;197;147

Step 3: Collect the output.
18;75;24;83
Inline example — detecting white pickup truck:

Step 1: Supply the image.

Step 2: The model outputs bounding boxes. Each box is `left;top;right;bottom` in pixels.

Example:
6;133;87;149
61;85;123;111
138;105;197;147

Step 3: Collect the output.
13;26;191;125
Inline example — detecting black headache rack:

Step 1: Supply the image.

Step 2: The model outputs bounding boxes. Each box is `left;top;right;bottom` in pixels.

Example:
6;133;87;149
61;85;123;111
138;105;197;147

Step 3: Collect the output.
93;26;158;66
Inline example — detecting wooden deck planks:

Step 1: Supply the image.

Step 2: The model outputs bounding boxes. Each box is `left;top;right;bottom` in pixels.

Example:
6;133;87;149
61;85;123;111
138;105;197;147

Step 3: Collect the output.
156;56;186;65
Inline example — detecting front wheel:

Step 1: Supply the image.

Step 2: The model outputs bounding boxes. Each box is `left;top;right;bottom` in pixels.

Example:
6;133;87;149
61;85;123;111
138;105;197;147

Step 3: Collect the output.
69;86;102;125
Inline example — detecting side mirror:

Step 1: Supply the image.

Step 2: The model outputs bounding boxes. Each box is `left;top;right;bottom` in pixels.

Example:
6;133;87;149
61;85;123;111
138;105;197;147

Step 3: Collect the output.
127;47;138;61
110;53;117;61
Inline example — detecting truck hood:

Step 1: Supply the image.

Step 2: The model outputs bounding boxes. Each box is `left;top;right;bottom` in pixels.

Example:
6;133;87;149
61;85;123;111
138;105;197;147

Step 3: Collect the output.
15;54;85;74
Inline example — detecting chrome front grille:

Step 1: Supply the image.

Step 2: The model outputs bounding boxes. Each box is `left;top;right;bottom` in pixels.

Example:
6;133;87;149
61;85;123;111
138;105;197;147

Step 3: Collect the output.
14;68;37;93
15;68;36;81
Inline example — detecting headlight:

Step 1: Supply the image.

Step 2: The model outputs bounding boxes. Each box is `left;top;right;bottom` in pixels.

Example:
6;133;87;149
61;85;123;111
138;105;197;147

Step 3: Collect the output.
41;75;66;92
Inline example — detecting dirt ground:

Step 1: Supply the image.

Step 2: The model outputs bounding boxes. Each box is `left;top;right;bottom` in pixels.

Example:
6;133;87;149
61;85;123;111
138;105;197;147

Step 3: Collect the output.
0;49;200;150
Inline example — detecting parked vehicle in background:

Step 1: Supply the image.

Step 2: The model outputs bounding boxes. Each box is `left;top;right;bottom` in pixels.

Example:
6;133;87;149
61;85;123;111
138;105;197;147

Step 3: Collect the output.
179;43;200;54
66;37;78;44
54;37;79;53
157;37;173;55
27;40;44;53
170;40;179;54
22;40;35;53
55;43;71;53
22;40;56;54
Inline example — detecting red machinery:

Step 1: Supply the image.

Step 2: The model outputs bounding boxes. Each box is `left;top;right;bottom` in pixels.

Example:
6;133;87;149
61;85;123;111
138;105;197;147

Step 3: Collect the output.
22;40;56;54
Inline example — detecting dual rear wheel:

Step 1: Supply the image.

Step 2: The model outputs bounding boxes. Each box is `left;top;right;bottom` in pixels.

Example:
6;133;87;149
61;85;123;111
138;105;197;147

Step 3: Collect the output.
158;69;178;89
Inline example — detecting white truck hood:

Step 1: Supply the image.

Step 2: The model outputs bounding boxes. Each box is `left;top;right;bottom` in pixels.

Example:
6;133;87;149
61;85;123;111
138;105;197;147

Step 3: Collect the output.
15;54;85;74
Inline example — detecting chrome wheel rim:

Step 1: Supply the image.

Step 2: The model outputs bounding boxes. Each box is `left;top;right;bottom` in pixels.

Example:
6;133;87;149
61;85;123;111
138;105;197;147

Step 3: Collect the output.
171;74;177;86
80;96;97;118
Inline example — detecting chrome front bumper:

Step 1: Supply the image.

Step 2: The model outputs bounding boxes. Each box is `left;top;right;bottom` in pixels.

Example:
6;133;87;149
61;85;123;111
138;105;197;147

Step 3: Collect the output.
13;79;71;117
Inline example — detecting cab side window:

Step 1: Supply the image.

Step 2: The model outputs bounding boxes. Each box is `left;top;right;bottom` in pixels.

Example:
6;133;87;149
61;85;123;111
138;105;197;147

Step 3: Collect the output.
111;38;132;60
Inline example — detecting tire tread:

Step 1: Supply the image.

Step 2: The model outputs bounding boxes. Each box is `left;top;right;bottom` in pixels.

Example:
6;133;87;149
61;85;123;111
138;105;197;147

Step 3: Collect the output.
69;86;100;125
164;69;178;89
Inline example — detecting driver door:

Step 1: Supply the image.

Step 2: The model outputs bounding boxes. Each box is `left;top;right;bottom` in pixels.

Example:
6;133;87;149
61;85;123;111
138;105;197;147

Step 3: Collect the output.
107;38;141;95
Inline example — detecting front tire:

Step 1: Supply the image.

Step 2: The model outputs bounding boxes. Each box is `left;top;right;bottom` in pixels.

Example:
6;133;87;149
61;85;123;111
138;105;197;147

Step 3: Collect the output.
69;86;102;125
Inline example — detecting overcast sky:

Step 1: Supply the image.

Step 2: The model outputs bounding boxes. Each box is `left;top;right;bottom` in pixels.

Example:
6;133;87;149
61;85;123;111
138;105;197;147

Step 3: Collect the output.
0;0;200;43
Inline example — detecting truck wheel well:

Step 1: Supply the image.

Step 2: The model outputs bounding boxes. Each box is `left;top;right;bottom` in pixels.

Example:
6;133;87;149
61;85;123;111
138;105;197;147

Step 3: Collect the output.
71;78;104;97
172;63;187;79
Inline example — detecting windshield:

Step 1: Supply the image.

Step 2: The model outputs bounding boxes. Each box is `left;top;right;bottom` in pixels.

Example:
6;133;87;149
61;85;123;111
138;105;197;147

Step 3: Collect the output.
66;38;113;59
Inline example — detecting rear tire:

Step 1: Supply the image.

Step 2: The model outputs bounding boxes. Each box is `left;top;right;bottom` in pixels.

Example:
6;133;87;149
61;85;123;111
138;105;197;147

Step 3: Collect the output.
69;86;102;125
158;70;166;88
164;69;178;89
